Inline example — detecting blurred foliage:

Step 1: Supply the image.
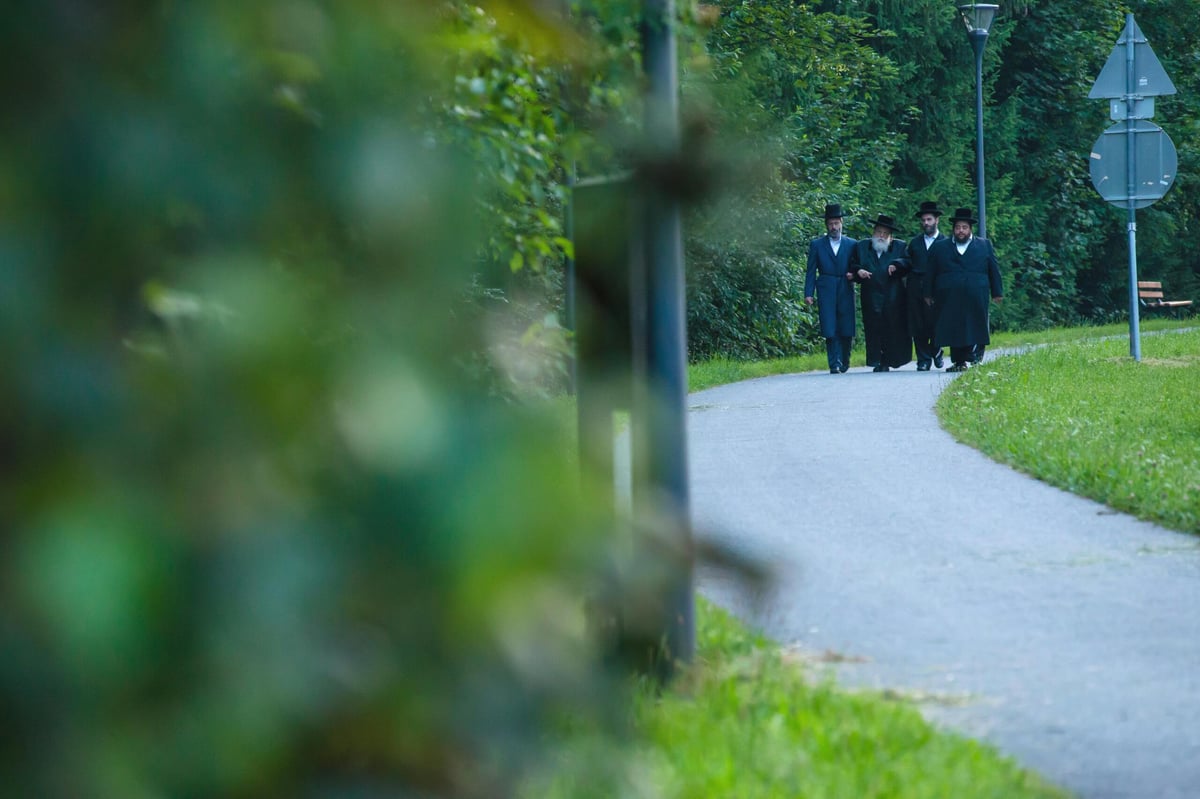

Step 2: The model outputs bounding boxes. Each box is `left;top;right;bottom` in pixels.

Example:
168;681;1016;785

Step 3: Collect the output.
0;2;665;797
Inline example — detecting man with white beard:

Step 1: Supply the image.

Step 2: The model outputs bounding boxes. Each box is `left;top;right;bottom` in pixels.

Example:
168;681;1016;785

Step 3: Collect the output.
924;208;1004;371
850;214;912;372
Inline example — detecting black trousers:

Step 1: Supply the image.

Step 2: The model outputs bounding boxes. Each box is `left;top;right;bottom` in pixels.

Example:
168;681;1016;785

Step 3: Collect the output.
950;345;985;364
913;329;941;366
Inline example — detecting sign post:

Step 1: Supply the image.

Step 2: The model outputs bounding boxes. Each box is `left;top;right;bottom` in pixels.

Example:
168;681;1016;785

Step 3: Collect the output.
1088;14;1177;361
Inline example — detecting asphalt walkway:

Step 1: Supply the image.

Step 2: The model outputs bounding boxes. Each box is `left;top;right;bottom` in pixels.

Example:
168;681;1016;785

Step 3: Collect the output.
689;353;1200;799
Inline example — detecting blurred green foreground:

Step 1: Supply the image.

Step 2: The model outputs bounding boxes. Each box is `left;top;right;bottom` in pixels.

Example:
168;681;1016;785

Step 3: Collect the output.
0;3;656;796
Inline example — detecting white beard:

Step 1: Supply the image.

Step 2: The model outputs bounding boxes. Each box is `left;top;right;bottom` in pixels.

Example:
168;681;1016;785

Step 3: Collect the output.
872;237;888;255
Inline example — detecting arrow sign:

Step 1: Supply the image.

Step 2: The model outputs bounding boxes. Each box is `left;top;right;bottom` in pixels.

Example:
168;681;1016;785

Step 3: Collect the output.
1088;16;1177;99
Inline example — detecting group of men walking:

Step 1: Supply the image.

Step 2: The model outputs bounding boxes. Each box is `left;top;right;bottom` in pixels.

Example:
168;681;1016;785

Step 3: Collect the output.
803;201;1004;373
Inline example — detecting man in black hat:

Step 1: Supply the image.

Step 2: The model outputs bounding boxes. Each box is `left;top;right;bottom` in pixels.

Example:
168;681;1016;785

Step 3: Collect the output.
850;214;912;372
907;201;947;371
924;208;1003;372
804;203;857;374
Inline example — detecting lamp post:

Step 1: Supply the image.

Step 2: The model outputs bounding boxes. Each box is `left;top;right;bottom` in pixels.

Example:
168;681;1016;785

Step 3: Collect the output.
958;3;998;239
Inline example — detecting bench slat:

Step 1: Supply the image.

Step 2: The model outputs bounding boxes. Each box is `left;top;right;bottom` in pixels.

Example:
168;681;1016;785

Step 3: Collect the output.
1134;279;1190;313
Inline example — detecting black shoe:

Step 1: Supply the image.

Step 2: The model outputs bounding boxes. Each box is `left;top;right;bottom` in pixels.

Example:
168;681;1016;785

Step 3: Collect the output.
916;363;930;371
830;368;839;374
839;364;849;373
872;365;889;372
934;352;944;369
946;362;968;372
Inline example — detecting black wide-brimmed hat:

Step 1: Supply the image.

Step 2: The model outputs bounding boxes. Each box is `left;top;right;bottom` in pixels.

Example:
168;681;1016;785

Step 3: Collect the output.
866;213;900;232
914;200;943;218
823;203;846;220
949;207;978;224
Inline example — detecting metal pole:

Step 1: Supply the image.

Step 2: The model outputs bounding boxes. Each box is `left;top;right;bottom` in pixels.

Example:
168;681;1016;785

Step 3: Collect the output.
638;0;694;671
970;30;988;239
1125;13;1142;361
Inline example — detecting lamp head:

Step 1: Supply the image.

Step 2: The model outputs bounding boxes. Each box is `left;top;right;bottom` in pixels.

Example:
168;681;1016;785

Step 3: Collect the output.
958;3;998;35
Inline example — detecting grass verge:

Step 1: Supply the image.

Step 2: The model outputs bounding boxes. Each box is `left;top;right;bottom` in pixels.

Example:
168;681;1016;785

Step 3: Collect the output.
637;599;1069;799
688;318;1193;392
527;598;1068;798
936;327;1200;534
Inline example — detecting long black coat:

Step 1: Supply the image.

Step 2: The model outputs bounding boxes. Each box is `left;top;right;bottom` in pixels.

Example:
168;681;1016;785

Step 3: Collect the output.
905;232;946;335
804;235;857;338
851;238;913;368
925;237;1003;348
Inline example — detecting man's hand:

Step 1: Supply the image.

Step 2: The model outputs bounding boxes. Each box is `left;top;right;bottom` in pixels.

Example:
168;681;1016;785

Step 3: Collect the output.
887;264;897;276
992;296;1004;304
924;298;934;307
857;269;871;280
805;296;814;306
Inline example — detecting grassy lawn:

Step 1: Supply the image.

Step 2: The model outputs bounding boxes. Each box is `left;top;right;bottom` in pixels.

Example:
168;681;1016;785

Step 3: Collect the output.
633;599;1068;799
937;327;1200;534
528;598;1068;799
689;318;1193;392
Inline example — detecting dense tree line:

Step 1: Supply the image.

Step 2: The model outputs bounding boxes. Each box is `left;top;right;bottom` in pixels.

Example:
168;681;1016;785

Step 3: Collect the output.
685;0;1199;359
355;0;1200;365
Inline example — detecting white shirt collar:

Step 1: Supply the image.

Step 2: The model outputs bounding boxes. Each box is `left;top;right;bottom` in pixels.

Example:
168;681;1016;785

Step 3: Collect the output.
955;236;972;254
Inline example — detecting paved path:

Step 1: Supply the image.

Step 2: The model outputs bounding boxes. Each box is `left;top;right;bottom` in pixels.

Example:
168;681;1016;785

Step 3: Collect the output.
688;355;1200;799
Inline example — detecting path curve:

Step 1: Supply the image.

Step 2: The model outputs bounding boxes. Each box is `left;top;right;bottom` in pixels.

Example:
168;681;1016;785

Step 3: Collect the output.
689;355;1200;799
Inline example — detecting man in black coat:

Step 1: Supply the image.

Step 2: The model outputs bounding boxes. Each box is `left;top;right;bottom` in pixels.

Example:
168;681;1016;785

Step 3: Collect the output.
906;201;947;371
804;203;857;374
850;214;912;372
924;208;1003;372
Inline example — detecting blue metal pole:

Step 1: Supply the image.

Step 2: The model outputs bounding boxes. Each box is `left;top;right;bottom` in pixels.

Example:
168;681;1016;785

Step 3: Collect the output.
970;30;988;240
1125;13;1142;361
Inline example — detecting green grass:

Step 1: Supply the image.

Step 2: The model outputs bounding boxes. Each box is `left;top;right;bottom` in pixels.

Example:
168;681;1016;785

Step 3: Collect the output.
689;353;829;392
937;327;1200;534
527;599;1068;798
987;317;1192;348
637;599;1069;799
687;318;1193;392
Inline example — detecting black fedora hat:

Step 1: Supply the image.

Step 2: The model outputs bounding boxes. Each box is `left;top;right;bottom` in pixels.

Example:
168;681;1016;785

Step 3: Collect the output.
949;207;978;224
823;203;846;220
866;213;900;232
914;200;943;218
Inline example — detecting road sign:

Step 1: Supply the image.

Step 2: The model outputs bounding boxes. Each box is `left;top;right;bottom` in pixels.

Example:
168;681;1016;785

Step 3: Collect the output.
1090;120;1177;209
1087;14;1180;363
1088;17;1176;99
1109;97;1154;120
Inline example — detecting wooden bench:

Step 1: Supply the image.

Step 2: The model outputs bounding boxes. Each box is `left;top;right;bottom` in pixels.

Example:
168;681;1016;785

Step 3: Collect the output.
1138;281;1193;316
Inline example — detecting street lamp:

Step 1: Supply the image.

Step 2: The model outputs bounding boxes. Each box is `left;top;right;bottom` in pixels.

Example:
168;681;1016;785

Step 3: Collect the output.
958;3;998;239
